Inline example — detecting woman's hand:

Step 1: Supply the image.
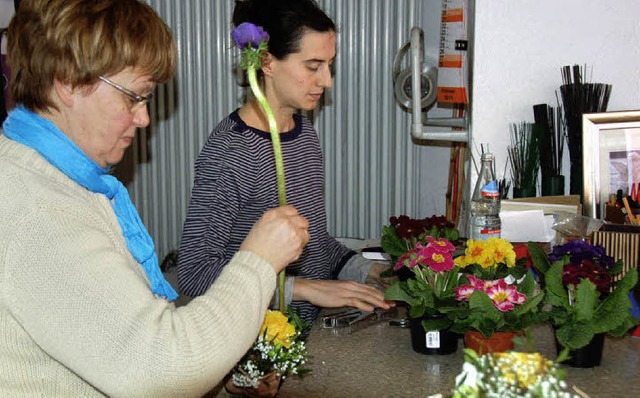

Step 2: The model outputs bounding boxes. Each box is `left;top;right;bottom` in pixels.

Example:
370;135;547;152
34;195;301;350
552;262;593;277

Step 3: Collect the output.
240;205;309;274
293;278;395;312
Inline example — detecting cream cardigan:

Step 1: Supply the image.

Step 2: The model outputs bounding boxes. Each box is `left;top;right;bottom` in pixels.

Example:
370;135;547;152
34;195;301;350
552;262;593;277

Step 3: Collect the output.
0;135;275;397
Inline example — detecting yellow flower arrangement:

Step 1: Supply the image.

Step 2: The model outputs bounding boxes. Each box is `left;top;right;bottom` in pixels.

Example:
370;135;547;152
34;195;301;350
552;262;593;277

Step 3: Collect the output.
438;349;581;397
260;310;297;348
231;309;310;389
492;352;552;389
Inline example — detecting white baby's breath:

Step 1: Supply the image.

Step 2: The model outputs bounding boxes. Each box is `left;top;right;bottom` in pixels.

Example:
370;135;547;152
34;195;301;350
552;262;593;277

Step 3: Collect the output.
231;311;310;389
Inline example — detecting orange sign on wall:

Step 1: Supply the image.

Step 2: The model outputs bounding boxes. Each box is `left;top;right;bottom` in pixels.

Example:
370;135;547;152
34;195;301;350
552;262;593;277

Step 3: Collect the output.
437;0;468;104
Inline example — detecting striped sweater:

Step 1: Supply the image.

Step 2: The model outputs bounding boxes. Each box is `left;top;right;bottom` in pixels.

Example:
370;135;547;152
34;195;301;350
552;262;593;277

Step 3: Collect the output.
178;110;362;325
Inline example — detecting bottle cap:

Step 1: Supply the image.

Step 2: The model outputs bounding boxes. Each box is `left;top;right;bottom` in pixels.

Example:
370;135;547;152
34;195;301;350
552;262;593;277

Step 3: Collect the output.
481;152;494;161
481;180;500;198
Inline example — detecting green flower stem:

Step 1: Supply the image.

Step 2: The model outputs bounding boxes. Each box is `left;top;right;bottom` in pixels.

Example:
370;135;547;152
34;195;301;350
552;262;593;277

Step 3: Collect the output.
247;65;287;312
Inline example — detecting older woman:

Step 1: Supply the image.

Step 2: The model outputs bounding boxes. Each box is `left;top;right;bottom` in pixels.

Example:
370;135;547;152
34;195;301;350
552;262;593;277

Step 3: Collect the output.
0;0;308;396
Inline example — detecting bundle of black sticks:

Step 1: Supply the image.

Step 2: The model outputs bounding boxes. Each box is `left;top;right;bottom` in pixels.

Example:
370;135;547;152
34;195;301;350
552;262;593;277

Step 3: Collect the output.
559;64;612;197
533;103;565;196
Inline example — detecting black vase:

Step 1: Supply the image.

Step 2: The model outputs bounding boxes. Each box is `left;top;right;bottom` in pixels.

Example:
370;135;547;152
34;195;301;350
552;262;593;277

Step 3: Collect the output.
557;333;605;368
541;175;565;196
409;315;458;355
569;157;584;199
512;185;537;198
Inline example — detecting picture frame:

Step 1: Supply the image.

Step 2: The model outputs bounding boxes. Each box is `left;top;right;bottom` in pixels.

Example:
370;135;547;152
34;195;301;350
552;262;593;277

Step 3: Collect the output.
583;110;640;220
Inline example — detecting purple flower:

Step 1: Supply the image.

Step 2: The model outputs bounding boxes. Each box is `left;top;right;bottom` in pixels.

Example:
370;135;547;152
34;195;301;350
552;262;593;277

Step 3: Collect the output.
549;239;616;293
232;22;270;50
549;239;614;268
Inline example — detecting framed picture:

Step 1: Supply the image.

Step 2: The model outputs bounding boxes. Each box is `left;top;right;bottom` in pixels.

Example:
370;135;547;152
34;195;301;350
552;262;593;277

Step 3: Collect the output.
583;110;640;219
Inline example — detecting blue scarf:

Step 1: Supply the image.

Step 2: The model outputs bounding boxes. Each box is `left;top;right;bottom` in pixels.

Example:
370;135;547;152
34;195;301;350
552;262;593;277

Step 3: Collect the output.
3;105;178;301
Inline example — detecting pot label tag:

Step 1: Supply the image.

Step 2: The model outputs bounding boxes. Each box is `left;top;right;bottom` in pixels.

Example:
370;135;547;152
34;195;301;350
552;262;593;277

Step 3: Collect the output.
426;331;441;348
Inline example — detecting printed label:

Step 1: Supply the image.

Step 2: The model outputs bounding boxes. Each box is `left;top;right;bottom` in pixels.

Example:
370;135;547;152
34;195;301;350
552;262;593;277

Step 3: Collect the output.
470;225;501;241
437;86;467;103
426;331;441;348
438;0;468;104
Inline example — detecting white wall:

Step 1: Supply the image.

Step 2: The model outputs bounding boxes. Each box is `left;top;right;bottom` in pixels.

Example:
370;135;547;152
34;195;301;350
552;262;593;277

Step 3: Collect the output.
471;0;640;190
0;0;14;28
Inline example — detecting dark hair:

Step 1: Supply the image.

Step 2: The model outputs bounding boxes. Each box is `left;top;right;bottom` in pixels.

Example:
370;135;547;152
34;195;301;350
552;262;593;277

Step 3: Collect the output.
232;0;335;60
7;0;175;112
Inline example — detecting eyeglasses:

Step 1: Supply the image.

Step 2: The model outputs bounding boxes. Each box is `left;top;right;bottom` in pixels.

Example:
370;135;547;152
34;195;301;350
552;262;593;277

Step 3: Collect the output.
99;76;153;111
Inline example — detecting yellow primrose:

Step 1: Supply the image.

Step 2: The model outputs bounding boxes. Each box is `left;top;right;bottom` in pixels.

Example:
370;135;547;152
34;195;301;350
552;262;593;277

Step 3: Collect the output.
478;254;496;269
454;255;468;268
461;238;516;269
464;239;490;265
487;238;516;267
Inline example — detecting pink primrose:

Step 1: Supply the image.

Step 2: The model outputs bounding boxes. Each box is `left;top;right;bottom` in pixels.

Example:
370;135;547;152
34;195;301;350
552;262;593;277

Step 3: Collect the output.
480;278;501;290
454;284;476;301
393;243;428;271
393;251;410;271
424;245;454;272
466;275;486;290
484;279;527;312
426;236;456;253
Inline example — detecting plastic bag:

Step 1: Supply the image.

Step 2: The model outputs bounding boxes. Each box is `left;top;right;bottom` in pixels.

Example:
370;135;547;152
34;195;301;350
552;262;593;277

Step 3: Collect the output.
552;212;606;241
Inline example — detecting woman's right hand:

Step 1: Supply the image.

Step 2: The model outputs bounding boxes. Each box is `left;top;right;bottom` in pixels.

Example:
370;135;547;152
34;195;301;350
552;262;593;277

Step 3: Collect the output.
294;278;395;312
240;205;309;274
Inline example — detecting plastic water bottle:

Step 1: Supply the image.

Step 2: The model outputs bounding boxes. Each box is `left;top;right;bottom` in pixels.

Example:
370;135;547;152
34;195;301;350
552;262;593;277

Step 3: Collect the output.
469;152;501;240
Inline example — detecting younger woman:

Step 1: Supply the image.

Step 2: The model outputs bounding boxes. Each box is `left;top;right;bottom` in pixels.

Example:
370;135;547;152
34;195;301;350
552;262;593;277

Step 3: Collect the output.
178;0;391;327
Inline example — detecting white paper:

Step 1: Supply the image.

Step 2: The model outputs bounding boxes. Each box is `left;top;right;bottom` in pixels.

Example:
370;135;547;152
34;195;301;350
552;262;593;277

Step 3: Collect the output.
499;210;555;242
361;251;389;261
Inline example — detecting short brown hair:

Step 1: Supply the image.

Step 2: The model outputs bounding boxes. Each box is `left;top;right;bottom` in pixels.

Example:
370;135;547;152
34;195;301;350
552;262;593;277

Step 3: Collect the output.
7;0;176;112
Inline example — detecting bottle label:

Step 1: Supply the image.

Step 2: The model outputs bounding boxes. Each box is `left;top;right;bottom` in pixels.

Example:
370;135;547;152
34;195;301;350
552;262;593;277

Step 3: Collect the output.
481;180;500;198
480;228;501;237
470;225;501;241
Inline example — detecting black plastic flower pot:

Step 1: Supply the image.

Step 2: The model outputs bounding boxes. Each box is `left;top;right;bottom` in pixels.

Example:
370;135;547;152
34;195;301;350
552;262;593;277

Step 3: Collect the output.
556;333;605;368
409;315;458;355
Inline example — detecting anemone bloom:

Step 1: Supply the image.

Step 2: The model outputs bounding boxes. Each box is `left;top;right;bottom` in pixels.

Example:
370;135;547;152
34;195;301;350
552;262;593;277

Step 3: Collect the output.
232;22;287;310
484;279;527;312
232;22;270;50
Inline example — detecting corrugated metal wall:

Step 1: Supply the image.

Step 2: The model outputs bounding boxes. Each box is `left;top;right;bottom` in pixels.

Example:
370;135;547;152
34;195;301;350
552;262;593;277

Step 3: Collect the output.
122;0;430;258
